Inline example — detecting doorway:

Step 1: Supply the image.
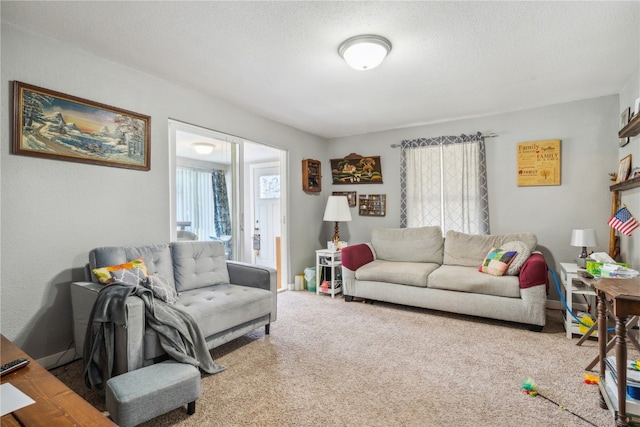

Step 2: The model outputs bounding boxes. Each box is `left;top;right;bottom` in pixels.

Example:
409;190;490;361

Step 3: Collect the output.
250;162;280;269
169;120;289;289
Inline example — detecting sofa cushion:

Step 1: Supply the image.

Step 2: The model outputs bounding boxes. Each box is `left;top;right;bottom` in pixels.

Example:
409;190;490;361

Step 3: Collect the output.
175;284;272;337
355;259;439;287
109;267;148;286
171;241;230;292
427;265;521;298
500;240;531;275
90;244;174;288
142;274;179;304
371;226;443;264
443;230;537;267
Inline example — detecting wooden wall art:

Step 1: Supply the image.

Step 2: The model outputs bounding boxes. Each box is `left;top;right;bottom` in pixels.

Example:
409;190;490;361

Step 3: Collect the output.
302;158;321;192
330;153;382;184
358;194;386;216
332;191;356;207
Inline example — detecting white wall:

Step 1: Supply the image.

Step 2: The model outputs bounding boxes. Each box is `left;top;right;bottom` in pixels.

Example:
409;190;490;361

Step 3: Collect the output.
1;24;327;360
327;95;622;301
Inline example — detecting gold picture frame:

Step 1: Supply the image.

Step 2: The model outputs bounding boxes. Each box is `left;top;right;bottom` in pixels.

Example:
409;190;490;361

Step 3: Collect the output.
13;81;151;171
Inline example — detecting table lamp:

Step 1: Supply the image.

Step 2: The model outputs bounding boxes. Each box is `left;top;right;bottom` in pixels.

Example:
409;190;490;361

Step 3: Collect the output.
570;229;597;268
323;196;352;246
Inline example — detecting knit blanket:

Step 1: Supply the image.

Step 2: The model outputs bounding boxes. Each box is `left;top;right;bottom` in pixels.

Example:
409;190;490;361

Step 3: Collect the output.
83;283;225;393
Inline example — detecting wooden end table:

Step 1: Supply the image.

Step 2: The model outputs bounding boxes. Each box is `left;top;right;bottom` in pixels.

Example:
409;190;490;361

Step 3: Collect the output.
592;277;640;427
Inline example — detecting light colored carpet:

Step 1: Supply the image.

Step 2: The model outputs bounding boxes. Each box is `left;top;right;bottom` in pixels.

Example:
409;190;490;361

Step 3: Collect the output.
53;290;635;426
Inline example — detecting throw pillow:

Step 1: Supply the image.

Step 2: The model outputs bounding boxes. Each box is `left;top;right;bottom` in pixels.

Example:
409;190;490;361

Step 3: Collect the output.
109;267;147;287
479;248;518;277
93;258;149;285
142;274;179;304
500;241;531;276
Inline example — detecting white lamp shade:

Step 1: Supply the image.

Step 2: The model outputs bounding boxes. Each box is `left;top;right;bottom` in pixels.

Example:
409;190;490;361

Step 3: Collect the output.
323;196;352;222
339;35;391;71
570;229;597;247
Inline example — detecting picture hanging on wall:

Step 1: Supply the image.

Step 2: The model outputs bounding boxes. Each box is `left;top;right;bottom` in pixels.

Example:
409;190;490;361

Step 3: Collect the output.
516;139;561;186
330;153;383;184
616;154;632;183
12;81;151;171
332;191;357;207
620;107;631;147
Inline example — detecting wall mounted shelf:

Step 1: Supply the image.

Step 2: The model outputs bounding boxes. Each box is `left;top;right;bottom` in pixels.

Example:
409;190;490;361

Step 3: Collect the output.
610;175;640;192
619;112;640;138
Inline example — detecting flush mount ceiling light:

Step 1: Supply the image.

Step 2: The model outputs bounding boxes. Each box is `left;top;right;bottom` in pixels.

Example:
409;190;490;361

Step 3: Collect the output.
338;34;392;71
192;142;215;155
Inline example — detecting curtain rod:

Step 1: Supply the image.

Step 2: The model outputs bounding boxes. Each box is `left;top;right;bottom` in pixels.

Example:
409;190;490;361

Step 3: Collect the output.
390;132;499;148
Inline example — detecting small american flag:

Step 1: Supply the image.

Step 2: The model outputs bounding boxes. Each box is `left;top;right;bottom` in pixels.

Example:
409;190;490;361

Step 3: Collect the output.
608;206;639;236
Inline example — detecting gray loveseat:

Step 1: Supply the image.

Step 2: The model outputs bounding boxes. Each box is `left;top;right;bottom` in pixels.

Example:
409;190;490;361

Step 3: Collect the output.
71;241;277;375
341;227;548;330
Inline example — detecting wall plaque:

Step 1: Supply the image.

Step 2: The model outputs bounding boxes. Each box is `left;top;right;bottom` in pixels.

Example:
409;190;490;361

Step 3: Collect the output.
517;140;561;186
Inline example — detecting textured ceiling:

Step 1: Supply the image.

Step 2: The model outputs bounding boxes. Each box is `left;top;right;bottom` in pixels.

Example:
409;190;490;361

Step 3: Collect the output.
2;1;638;139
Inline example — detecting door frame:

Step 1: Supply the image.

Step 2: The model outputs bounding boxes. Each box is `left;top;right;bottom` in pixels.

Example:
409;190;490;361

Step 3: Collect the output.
248;157;289;290
169;119;290;288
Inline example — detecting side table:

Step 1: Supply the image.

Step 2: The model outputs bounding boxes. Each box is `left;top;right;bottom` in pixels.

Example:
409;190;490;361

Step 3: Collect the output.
593;276;640;427
315;249;342;298
559;262;597;339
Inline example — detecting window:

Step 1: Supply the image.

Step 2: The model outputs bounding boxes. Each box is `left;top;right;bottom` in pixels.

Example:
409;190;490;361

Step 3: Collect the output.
176;167;217;241
259;175;280;199
400;133;489;234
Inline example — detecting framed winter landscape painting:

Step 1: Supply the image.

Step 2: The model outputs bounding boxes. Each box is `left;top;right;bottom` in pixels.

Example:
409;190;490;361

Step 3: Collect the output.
12;81;151;171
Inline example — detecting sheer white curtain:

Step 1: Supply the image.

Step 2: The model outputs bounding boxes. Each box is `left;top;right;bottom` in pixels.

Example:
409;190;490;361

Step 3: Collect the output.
176;167;217;241
400;133;489;234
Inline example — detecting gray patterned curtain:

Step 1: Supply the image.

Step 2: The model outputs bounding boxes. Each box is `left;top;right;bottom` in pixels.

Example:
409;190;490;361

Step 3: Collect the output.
212;170;233;258
400;132;489;234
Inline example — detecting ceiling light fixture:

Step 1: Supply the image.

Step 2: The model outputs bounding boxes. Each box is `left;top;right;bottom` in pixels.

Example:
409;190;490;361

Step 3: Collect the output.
192;142;215;155
338;34;392;71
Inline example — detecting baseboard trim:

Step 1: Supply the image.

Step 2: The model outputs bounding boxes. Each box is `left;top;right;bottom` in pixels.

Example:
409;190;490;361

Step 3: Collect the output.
37;348;79;370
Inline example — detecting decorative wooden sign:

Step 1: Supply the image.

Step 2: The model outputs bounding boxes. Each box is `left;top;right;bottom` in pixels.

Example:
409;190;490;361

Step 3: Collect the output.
517;140;561;186
330;153;382;184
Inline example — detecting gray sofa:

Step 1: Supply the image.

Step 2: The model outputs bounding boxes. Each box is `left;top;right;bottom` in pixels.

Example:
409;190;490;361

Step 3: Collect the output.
341;227;548;329
71;241;277;375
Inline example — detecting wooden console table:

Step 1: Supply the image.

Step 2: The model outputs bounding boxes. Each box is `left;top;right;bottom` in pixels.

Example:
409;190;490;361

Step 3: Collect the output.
595;277;640;427
1;334;115;426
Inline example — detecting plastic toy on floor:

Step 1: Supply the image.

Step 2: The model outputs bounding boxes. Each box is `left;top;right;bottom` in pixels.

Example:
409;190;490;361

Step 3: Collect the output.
583;373;599;385
521;378;597;426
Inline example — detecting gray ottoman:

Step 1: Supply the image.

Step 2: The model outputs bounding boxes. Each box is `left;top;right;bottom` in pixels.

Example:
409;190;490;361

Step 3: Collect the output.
106;360;201;427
